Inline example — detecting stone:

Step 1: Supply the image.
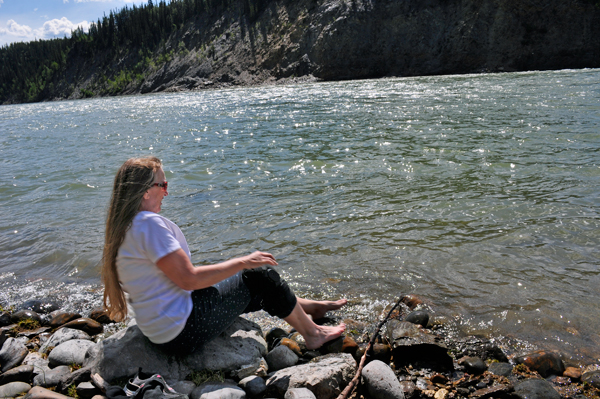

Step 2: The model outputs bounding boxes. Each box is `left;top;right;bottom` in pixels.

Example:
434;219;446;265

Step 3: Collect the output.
470;384;513;399
488;362;513;377
190;380;245;399
287;333;308;353
266;344;299;371
172;380;196;396
238;375;266;397
265;327;288;350
400;295;424;310
88;308;113;324
355;343;392;364
0;312;11;327
0;328;7;349
77;381;101;399
25;386;73;398
0;381;31;398
361;360;405;399
56;365;92;394
10;309;42;325
319;336;344;355
385;320;453;371
59;318;103;336
563;366;581;380
86;317;267;381
280;338;302;357
266;353;356;399
434;389;448;399
0;364;34;385
19;300;59;314
232;357;268;380
22;352;50;377
0;337;29;373
513;378;560;399
48;339;96;367
48;312;82;329
458;356;487;375
399;381;416;398
18;326;51;339
341;336;358;357
404;310;429;328
32;365;71;387
515;350;565;378
582;371;600;389
40;327;92;354
285;387;317;399
448;336;508;362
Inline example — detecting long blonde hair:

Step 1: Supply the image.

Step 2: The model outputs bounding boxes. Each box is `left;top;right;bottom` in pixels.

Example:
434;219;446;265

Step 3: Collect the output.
102;156;162;321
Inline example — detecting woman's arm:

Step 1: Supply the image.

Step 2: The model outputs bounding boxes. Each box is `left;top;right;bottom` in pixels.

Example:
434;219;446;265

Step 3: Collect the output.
155;249;278;291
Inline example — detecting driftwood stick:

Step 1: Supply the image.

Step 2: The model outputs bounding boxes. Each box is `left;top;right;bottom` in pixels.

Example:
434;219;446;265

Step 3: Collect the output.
336;296;404;399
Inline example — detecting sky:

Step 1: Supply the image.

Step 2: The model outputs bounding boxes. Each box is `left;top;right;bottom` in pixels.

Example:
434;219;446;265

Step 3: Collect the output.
0;0;149;47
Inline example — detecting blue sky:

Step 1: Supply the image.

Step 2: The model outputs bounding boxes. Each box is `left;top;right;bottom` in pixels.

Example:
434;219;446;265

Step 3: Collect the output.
0;0;149;47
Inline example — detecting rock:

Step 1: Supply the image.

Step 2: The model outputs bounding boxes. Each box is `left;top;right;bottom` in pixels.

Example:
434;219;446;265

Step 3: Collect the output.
470;384;513;399
287;333;308;353
77;381;101;399
0;312;11;327
0;381;31;398
25;386;73;398
19;300;59;314
238;375;266;397
0;337;29;373
265;327;288;350
32;365;71;387
172;380;196;396
0;364;34;385
191;380;245;399
266;345;299;371
88;308;113;325
22;352;50;377
341;336;358;357
458;356;487;375
385;320;453;371
39;327;92;354
355;343;392;364
56;365;92;394
10;309;42;325
582;371;600;389
513;378;560;399
434;389;448;399
48;339;96;367
563;366;582;380
266;353;356;399
48;312;82;329
280;338;302;357
488;362;513;377
515;350;565;378
0;329;7;349
18;326;51;339
400;295;424;310
59;318;103;336
285;387;317;399
404;310;429;328
448;336;508;362
232;357;268;380
86;317;267;381
319;336;344;355
361;360;405;399
399;381;416;398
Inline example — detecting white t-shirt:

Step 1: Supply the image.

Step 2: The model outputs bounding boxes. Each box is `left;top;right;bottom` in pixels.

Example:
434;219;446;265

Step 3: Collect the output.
116;211;193;344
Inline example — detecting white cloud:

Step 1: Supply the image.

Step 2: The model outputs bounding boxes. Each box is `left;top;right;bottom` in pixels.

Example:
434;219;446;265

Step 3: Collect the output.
34;17;90;39
0;20;33;37
0;0;4;8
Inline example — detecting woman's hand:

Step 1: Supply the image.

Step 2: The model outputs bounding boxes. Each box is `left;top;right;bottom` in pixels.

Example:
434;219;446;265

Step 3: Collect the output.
240;251;278;269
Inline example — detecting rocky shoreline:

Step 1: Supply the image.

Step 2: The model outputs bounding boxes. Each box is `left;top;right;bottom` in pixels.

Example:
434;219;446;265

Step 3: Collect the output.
1;295;599;399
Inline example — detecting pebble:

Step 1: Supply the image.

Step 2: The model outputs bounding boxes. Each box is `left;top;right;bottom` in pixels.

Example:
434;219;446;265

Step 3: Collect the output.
265;327;288;350
488;361;513;377
400;294;424;310
515;350;565;378
341;336;358;357
266;344;299;371
238;375;267;397
405;310;429;328
280;337;302;357
458;356;487;375
563;366;582;380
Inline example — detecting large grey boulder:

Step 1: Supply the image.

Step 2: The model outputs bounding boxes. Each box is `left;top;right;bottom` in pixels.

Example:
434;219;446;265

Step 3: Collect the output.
85;317;267;381
0;337;28;373
362;360;405;399
39;327;91;354
266;353;356;399
48;339;95;368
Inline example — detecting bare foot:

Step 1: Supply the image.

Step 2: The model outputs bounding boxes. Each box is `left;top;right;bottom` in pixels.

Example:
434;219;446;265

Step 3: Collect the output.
303;323;347;350
297;298;348;320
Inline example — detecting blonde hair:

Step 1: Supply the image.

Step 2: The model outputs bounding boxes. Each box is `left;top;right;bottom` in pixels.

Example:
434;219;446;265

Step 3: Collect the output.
102;156;162;321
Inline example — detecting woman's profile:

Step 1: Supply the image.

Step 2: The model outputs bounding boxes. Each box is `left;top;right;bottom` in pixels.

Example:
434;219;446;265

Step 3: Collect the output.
101;156;346;354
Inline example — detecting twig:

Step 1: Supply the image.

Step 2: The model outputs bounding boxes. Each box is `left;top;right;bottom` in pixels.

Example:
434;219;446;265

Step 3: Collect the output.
336;296;404;399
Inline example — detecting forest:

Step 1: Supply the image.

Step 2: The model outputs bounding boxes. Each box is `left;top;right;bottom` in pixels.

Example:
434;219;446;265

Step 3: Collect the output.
0;0;268;104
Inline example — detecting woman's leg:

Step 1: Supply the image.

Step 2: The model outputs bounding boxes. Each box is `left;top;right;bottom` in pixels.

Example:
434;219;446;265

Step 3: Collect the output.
284;302;346;350
297;297;348;320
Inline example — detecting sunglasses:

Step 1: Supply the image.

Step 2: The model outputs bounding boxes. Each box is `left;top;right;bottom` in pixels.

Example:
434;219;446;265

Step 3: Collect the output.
151;181;168;191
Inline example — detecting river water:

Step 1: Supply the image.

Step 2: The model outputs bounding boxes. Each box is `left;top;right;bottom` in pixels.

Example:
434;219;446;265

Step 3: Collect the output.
1;69;599;364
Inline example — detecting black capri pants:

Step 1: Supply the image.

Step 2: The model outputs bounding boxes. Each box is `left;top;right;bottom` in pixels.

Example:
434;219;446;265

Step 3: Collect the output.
156;266;297;354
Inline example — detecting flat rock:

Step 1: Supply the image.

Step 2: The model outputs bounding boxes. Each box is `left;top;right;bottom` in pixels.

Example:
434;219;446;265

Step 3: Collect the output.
361;360;405;399
48;339;95;367
0;364;34;385
191;380;245;399
266;345;298;371
32;365;71;387
266;353;356;399
513;378;560;399
40;327;92;354
488;362;513;377
60;318;103;336
0;337;29;373
285;387;317;399
0;381;31;397
25;386;73;398
48;312;82;329
85;317;267;381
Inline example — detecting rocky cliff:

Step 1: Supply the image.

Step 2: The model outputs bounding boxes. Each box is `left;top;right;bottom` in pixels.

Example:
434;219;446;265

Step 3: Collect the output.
40;0;600;99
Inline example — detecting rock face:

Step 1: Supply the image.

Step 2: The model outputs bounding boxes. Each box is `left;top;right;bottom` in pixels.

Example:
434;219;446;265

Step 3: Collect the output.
85;317;267;381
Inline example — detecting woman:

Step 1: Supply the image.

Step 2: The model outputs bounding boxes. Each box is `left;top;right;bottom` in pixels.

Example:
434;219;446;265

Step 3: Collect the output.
102;156;346;354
